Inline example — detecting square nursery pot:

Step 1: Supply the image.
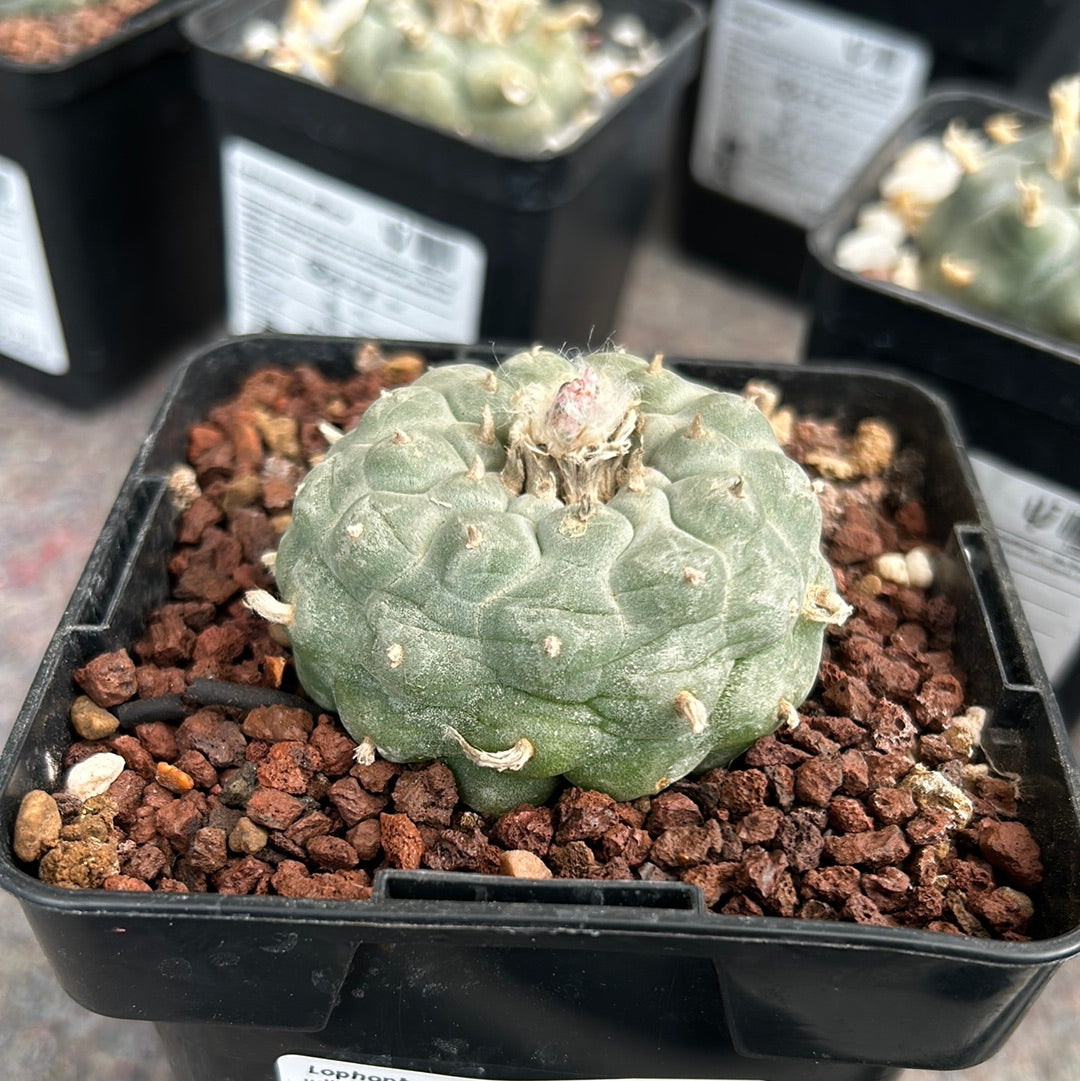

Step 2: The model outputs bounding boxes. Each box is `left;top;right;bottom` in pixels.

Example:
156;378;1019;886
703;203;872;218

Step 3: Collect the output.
0;0;225;408
178;0;704;347
672;0;1080;296
802;84;1080;731
3;334;1080;1081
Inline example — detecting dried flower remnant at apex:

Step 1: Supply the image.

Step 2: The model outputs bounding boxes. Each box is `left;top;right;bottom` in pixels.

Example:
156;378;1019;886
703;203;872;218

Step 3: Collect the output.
835;74;1080;343
238;0;662;155
254;346;847;815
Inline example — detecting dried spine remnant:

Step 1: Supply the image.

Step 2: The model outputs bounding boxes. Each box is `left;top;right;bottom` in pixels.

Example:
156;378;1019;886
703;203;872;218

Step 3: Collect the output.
801;583;853;625
984;112;1021;144
386;643;405;668
444;726;535;771
939;254;977;288
1017;177;1046;228
674;690;708;734
243;590;295;626
1048;74;1080;179
943;119;985;174
543;635;562;658
354;736;377;766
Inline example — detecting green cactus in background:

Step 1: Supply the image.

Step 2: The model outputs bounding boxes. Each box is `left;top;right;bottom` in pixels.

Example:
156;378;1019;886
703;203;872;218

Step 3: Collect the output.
915;76;1080;338
246;347;849;816
0;0;105;15
244;0;657;155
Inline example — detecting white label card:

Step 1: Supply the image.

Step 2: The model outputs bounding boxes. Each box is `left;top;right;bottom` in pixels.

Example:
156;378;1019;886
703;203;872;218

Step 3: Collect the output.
222;138;487;342
690;0;930;226
969;452;1080;685
275;1057;765;1081
0;155;69;375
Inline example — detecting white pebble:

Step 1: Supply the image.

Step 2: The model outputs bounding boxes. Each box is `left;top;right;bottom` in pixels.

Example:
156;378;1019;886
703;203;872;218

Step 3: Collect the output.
855;202;907;245
875;551;910;587
240;18;281;58
64;752;126;801
835;229;899;274
880;138;962;205
905;546;935;589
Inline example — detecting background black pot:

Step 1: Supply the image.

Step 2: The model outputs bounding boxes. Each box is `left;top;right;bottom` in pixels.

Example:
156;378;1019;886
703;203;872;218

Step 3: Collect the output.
2;335;1079;1081
180;0;705;348
0;0;224;408
801;85;1080;733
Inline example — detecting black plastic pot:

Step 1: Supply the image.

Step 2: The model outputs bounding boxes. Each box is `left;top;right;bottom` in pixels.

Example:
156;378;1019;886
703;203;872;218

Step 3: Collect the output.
672;0;1080;296
2;334;1079;1081
801;85;1080;731
180;0;704;348
0;0;224;408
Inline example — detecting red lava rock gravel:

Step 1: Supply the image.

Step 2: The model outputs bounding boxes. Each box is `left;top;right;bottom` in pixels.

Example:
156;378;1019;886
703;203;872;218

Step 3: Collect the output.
0;0;157;63
11;348;1045;939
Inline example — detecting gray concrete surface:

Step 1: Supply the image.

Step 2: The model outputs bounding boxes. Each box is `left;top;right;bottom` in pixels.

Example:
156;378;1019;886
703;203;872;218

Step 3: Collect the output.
1;232;1077;1081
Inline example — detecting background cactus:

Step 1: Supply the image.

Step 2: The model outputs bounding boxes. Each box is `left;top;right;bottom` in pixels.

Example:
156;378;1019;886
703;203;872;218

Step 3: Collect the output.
835;75;1080;342
0;0;106;16
249;347;848;815
241;0;659;155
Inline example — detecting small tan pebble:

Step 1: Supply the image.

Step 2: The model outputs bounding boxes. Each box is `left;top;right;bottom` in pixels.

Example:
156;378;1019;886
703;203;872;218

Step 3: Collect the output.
167;464;201;512
64;752;126;801
875;552;910;587
13;790;62;863
229;816;269;854
901;763;973;829
852;573;884;597
943;706;987;757
253;410;302;458
904;546;935;589
69;695;119;740
38;838;119;890
380;352;426;387
156;761;195;794
849;418;896;476
498;849;553;879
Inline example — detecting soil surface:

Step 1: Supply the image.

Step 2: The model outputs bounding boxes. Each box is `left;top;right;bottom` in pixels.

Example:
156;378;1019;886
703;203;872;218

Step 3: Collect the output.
12;348;1044;938
0;0;156;63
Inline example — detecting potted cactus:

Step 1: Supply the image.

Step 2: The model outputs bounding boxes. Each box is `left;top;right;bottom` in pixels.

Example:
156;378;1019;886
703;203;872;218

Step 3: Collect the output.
802;78;1080;729
242;0;663;156
179;0;704;344
2;335;1080;1081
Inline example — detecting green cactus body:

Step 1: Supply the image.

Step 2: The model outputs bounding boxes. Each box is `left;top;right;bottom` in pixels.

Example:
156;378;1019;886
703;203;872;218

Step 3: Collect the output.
0;0;105;16
915;79;1080;339
328;0;645;154
264;348;847;815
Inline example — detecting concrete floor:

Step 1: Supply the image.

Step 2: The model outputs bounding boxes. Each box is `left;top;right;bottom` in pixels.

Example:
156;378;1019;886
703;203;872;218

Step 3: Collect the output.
1;232;1078;1081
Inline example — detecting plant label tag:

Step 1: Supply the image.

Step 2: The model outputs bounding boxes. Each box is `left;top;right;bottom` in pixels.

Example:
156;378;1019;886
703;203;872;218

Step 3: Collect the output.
970;451;1080;685
275;1057;765;1081
222;138;487;343
0;155;69;375
690;0;930;226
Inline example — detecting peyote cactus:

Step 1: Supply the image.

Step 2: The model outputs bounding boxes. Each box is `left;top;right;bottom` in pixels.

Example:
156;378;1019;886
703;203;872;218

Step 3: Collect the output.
835;75;1080;342
247;347;850;815
0;0;105;15
241;0;659;155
